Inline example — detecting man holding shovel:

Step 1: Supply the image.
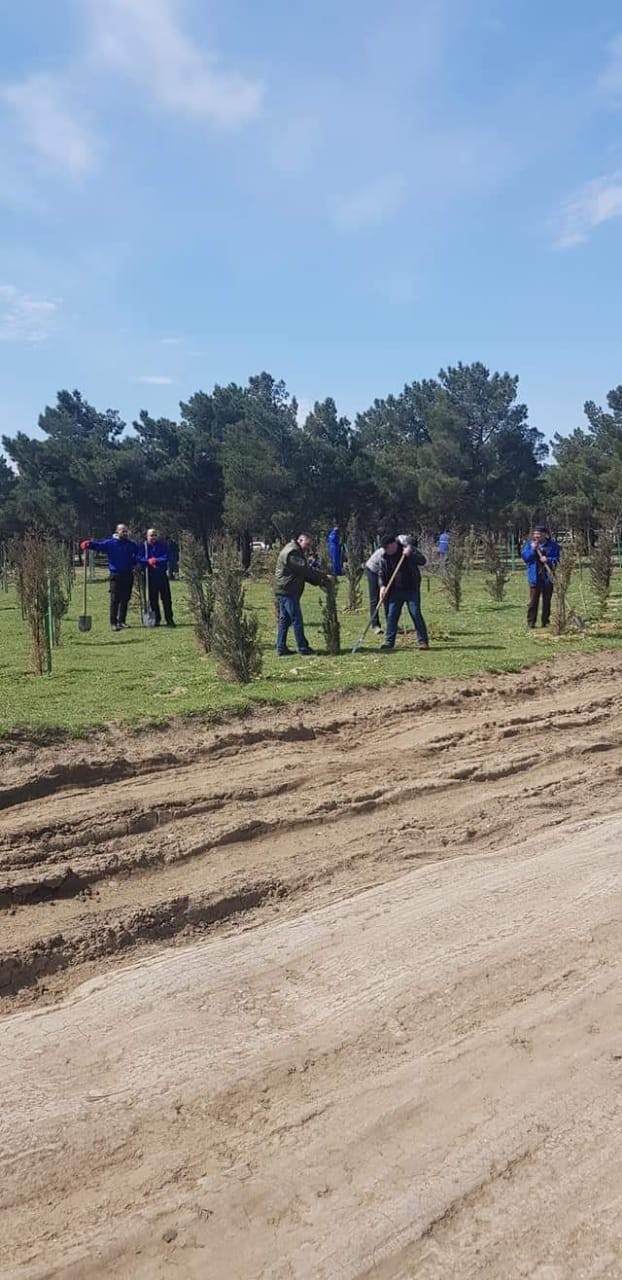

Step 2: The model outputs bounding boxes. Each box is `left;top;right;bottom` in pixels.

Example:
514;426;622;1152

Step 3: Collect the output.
81;525;138;632
378;533;429;651
521;525;561;628
138;528;175;627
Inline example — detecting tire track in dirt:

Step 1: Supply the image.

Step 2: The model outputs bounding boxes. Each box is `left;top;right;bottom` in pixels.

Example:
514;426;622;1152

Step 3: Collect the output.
1;649;622;1011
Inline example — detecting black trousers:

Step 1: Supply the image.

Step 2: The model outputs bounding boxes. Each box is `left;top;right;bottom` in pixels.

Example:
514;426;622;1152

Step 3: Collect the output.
148;572;174;624
528;580;554;627
366;568;389;625
109;572;133;626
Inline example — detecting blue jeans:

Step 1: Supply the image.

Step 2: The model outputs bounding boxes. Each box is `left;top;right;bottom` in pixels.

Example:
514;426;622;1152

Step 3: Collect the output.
385;590;429;647
276;595;309;654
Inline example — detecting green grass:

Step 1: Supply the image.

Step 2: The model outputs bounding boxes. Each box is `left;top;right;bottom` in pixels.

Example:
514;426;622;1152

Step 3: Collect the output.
1;564;622;735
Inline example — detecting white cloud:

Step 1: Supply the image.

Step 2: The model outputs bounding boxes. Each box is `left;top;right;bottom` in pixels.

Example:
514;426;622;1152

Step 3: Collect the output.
2;75;95;174
554;173;622;249
334;176;404;231
88;0;263;128
158;336;183;345
131;375;174;384
0;285;59;341
598;34;622;103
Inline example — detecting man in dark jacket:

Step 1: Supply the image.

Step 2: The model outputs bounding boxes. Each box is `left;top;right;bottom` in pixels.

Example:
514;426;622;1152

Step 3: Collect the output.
138;528;175;627
378;533;429;651
274;534;332;656
521;525;561;628
81;524;139;631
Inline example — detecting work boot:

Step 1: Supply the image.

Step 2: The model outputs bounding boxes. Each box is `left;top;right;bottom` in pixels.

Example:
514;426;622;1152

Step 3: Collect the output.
299;647;316;656
418;642;430;650
166;620;176;628
371;623;383;635
380;643;394;652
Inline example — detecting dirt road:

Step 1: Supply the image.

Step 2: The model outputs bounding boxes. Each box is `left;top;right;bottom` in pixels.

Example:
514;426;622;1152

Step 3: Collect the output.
1;651;622;1276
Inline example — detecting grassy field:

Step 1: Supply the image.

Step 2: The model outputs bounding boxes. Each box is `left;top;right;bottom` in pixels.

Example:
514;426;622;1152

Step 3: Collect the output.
1;563;622;735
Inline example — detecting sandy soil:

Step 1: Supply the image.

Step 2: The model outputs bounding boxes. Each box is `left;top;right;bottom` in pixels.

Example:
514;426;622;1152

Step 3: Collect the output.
1;651;621;1277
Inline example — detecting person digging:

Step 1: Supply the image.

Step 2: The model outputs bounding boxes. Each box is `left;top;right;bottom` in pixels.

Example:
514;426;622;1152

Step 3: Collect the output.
274;533;332;656
377;533;430;651
81;524;139;632
521;524;561;629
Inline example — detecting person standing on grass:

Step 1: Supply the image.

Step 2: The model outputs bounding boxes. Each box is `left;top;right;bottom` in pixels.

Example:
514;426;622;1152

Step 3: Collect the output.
378;533;430;652
274;534;332;656
522;525;561;629
365;532;414;636
81;524;139;632
327;522;343;576
138;528;176;627
365;543;388;634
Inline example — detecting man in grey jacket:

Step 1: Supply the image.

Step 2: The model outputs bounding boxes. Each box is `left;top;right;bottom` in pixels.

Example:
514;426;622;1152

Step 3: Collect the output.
274;534;331;656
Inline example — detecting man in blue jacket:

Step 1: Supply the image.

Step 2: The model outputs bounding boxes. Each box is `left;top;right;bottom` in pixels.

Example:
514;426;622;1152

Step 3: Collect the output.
521;525;561;628
327;522;343;576
138;528;175;627
81;524;139;631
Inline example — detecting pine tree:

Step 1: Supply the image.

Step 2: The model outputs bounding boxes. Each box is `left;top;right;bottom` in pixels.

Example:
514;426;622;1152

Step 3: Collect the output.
441;535;466;611
321;578;341;654
212;537;263;683
183;534;215;653
344;516;364;612
483;534;510;603
550;549;576;635
590;530;614;618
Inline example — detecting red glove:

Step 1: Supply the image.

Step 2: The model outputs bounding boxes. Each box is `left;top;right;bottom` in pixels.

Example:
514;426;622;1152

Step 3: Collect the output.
80;540;90;551
148;557;158;568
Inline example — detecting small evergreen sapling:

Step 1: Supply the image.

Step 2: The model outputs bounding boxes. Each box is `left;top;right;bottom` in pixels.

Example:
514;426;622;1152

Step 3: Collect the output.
321;578;341;654
183;534;215;653
590;530;614;618
212;536;263;683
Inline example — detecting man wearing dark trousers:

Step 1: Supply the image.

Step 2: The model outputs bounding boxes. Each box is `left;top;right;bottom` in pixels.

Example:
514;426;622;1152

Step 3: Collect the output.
521;525;561;628
81;525;138;632
378;533;430;651
138;528;175;627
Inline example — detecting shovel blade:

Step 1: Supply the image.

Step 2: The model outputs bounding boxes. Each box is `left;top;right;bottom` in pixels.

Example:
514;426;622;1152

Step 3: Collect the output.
78;616;92;633
142;611;157;628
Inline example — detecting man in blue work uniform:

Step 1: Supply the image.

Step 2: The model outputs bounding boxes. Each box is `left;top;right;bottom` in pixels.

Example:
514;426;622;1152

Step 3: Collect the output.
327;522;343;576
521;525;561;628
81;524;139;631
138;527;176;627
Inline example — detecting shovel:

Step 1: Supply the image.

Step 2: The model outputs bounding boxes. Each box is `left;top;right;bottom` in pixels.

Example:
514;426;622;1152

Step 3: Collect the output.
78;545;92;633
352;551;406;653
142;556;157;627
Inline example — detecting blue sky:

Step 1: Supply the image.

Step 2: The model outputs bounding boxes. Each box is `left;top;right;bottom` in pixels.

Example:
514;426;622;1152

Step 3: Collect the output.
1;0;622;445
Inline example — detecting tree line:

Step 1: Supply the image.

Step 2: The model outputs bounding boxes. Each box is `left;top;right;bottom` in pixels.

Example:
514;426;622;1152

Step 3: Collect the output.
2;362;622;545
